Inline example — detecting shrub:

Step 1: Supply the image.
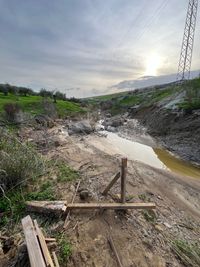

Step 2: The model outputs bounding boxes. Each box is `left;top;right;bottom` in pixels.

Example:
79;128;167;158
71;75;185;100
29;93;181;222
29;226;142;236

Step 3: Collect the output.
0;130;44;191
4;103;20;122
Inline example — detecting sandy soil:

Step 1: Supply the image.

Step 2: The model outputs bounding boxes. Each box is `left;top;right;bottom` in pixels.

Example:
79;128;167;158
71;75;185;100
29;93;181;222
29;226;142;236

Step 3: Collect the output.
41;125;200;267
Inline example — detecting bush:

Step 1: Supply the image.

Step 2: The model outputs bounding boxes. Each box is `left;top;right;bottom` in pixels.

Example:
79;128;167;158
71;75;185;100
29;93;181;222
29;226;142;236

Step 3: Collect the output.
0;130;44;191
4;103;20;122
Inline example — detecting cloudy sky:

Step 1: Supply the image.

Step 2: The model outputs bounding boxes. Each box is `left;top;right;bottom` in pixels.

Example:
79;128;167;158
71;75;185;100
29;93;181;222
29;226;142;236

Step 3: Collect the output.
0;0;200;97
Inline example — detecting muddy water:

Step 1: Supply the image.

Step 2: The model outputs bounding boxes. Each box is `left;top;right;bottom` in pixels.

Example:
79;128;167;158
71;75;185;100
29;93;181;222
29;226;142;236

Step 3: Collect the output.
96;132;200;179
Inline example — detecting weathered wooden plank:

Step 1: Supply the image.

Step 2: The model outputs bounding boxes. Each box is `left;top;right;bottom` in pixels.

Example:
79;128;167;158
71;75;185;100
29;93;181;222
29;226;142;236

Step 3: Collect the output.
121;158;127;203
34;220;55;267
102;172;121;196
108;236;123;267
26;201;67;214
52;251;60;267
21;215;46;267
67;202;156;210
45;238;57;243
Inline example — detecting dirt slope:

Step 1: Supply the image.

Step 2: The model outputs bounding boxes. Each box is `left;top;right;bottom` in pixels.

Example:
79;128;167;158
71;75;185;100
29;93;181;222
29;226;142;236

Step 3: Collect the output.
133;105;200;164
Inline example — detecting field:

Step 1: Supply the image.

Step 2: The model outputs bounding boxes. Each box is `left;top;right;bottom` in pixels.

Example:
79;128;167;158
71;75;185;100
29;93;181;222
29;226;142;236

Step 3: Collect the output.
0;93;85;118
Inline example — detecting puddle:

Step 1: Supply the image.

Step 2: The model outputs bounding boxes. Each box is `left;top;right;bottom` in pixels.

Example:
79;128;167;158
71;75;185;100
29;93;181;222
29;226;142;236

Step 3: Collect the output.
91;131;200;179
154;148;200;179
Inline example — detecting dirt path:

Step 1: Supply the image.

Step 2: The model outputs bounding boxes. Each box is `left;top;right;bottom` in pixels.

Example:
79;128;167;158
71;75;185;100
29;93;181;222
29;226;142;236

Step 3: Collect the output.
45;128;200;267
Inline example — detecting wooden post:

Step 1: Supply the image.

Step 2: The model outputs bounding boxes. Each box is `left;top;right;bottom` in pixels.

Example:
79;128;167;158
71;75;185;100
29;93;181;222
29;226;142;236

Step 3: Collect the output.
121;158;127;203
102;172;121;196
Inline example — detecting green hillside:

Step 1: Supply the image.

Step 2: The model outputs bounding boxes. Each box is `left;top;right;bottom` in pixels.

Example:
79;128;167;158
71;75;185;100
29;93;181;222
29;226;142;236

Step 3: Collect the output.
0;93;85;118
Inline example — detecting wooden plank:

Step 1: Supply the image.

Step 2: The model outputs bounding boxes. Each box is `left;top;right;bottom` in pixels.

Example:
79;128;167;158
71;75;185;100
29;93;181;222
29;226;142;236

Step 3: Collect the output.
34;220;55;267
67;202;156;210
102;172;121;196
45;238;56;243
26;201;67;215
21;215;46;267
52;251;60;267
108;236;123;267
63;180;81;229
121;158;127;203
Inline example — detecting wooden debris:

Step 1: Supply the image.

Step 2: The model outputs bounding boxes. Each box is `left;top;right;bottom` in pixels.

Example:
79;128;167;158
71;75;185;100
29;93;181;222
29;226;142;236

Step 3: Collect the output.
108;235;123;267
63;180;81;229
21;215;46;267
26;201;156;213
34;220;55;267
67;202;156;210
26;201;67;215
45;238;57;243
52;251;60;267
102;172;121;196
121;158;127;203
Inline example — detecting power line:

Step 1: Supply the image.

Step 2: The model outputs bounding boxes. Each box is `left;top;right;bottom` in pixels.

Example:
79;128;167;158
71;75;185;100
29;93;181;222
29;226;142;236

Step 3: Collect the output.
177;0;198;81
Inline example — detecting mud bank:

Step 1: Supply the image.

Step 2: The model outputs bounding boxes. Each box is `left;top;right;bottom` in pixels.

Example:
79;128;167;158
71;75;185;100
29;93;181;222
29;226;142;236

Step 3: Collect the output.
132;105;200;165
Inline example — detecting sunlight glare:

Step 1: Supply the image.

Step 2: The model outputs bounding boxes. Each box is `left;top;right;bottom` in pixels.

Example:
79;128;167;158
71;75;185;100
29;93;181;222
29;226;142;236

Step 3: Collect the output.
145;53;161;76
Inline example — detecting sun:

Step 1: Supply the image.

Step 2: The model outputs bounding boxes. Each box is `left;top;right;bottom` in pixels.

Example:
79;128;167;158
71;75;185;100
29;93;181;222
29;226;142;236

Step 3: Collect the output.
145;53;161;76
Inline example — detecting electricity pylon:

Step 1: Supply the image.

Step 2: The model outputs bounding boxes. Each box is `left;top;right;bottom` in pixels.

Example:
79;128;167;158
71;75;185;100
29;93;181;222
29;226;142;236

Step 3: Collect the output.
177;0;198;81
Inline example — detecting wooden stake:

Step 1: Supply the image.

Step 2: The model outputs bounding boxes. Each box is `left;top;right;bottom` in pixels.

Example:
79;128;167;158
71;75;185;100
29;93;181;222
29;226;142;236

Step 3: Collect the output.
63;180;81;229
108;236;123;267
121;158;127;203
102;172;121;196
52;251;60;267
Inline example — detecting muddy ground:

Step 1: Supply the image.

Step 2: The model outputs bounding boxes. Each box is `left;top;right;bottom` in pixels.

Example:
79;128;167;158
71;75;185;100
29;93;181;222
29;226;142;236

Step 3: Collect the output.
24;124;200;266
1;121;200;267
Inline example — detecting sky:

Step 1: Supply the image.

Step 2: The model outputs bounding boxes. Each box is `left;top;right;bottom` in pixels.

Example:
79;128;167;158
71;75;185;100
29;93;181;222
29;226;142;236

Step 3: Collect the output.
0;0;200;97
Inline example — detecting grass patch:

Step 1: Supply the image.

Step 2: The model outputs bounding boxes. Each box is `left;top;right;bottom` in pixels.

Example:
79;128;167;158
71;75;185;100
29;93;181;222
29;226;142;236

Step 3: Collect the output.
25;181;56;201
59;239;72;262
55;234;72;263
0;93;85;118
0;190;26;227
138;193;150;202
171;239;200;267
0;129;44;191
53;161;79;182
142;210;156;223
0;181;56;228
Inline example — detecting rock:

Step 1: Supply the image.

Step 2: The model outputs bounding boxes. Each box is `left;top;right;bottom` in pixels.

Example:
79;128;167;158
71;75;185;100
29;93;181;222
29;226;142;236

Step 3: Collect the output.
163;222;172;229
107;126;117;132
34;114;54;128
68;120;93;135
155;224;164;232
79;189;90;200
103;116;124;128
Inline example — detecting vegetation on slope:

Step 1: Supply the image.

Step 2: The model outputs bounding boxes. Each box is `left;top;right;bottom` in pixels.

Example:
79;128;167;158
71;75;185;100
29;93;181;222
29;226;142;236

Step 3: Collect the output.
86;78;200;115
0;93;85;120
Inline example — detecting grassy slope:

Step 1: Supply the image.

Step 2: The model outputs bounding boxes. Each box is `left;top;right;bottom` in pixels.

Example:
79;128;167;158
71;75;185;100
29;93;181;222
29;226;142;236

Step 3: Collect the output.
87;78;200;114
0;93;85;117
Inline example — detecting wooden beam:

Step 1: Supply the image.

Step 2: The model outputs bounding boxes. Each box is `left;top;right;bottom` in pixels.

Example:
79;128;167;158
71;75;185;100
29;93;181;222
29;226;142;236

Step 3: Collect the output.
121;158;127;203
34;220;55;267
67;202;156;210
52;251;60;267
108;236;123;267
21;216;46;267
102;172;121;196
26;201;67;215
26;201;156;213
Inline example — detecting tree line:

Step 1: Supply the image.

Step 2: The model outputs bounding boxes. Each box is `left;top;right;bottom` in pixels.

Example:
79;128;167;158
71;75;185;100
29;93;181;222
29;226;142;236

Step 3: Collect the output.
0;83;81;102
